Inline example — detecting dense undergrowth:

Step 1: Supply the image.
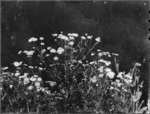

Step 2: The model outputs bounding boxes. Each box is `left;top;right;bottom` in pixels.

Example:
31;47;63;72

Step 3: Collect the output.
1;33;150;113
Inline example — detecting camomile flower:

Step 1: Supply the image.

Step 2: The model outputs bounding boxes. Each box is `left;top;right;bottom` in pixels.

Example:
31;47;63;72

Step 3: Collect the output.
69;36;75;40
81;36;86;40
47;47;51;50
24;77;30;85
39;67;43;70
50;49;57;53
35;82;40;87
15;72;20;76
110;86;115;90
89;61;96;65
19;75;27;79
98;52;103;57
106;71;115;79
36;87;41;92
87;36;92;39
37;77;42;82
98;73;104;78
33;75;38;78
68;33;79;37
45;54;50;57
105;68;112;72
57;34;69;41
57;47;65;54
23;50;35;57
112;53;119;56
52;33;58;36
97;49;101;52
29;66;34;69
78;60;82;64
27;86;33;90
39;63;43;65
117;72;124;79
69;41;74;46
135;62;142;67
13;61;23;67
54;56;59;61
28;37;38;42
124;79;132;84
39;37;44;40
90;76;97;83
117;82;122;87
23;64;27;66
91;53;95;56
105;61;111;66
41;87;45;92
72;33;79;37
18;51;22;54
95;37;101;42
30;77;36;81
98;59;105;63
9;85;13;89
98;66;104;72
40;42;45;45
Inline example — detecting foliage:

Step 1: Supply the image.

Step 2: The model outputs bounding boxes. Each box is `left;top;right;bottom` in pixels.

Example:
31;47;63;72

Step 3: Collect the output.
1;33;149;113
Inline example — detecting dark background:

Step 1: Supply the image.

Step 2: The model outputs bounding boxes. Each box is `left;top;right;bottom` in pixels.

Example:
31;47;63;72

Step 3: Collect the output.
1;1;150;71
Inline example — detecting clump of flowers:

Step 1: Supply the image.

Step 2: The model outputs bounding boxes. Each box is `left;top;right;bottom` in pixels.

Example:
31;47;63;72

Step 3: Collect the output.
1;32;149;113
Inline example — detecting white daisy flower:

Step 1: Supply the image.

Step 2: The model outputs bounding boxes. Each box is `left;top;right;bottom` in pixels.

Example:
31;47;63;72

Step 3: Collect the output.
30;77;36;82
50;49;57;53
57;34;69;41
18;51;22;54
39;37;44;40
28;37;38;42
106;71;115;79
13;61;23;67
90;76;97;83
35;82;40;87
54;56;59;61
95;37;101;42
37;77;42;82
40;42;45;45
47;47;51;50
52;33;58;37
57;47;65;54
69;41;74;46
28;86;33;90
24;77;30;85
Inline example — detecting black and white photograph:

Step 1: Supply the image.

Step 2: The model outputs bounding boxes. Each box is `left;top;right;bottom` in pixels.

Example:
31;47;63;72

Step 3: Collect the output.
1;1;150;113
